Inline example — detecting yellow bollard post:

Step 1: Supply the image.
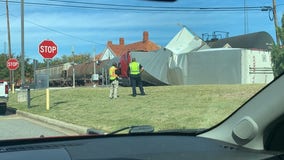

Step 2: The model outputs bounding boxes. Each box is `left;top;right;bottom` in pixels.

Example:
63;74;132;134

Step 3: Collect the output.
46;88;50;110
12;83;15;94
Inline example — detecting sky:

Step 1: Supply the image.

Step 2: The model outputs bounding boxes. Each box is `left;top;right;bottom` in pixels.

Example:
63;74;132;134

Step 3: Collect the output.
0;0;283;62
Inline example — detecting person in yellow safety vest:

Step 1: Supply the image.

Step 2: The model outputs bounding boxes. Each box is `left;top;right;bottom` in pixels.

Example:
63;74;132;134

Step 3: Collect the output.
109;63;120;99
128;58;145;97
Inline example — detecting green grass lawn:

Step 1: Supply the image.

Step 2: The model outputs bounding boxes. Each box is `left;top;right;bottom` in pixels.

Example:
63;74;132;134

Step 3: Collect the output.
8;84;265;132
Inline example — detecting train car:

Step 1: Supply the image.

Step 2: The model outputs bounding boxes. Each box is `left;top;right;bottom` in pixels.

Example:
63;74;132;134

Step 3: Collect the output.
67;61;96;86
35;59;120;87
35;63;72;87
66;59;120;86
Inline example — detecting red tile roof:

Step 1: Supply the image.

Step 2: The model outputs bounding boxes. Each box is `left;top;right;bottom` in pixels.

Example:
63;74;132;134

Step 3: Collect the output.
95;31;160;61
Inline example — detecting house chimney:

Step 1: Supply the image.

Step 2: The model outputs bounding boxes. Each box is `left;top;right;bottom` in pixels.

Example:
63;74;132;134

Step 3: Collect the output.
119;38;124;45
143;31;149;42
107;41;112;46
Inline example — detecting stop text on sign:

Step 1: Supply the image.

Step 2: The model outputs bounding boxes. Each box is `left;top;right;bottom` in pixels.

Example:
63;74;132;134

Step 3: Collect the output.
7;62;18;67
39;46;57;54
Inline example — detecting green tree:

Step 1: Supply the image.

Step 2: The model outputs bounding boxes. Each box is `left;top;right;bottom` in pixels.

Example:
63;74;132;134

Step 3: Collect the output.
13;56;34;85
67;53;92;64
38;53;92;67
271;45;284;77
0;54;33;84
271;14;284;77
279;14;284;45
0;54;9;81
4;53;93;84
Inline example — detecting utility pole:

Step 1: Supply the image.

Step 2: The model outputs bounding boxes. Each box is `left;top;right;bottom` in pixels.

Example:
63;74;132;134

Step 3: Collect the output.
6;0;12;86
72;47;75;88
272;0;280;46
244;0;248;34
93;48;96;76
21;0;25;88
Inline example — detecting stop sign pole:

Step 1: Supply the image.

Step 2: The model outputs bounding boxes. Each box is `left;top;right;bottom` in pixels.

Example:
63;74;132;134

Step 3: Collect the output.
38;39;57;111
38;39;58;86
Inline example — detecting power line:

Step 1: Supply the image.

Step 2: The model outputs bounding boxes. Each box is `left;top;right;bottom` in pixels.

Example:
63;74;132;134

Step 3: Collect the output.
0;0;271;12
25;19;104;46
45;0;268;11
1;2;102;46
7;14;104;46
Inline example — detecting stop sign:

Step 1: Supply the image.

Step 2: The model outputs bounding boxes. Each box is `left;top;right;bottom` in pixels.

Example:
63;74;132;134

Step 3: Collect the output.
6;58;19;70
39;40;58;59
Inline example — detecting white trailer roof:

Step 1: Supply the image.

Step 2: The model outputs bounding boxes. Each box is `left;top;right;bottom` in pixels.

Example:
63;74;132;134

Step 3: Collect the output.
165;27;209;55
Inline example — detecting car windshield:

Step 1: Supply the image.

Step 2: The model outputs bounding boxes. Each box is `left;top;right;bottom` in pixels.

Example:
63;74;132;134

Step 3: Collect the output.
0;0;283;139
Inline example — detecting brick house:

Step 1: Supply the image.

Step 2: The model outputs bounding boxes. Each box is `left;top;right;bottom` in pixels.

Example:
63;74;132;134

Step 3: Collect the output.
95;31;160;61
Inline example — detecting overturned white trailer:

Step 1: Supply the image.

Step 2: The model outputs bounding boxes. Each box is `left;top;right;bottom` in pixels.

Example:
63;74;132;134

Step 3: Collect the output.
122;27;275;85
132;47;274;85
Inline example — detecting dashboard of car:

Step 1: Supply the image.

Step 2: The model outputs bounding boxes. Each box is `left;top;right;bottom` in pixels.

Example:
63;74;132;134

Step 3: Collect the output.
0;134;283;160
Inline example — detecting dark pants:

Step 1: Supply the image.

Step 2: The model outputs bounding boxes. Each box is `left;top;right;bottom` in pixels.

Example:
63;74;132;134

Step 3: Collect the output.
130;74;145;96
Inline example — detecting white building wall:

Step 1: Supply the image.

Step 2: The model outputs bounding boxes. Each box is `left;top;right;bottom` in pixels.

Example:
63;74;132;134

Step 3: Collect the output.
100;48;116;61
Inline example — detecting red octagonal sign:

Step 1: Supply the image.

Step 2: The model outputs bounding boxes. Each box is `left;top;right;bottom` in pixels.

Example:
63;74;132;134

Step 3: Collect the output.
39;40;58;59
7;58;19;70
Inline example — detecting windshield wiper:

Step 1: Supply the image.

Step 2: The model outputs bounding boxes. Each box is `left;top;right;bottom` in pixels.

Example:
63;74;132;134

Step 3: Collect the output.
108;125;154;135
158;128;207;135
87;126;205;136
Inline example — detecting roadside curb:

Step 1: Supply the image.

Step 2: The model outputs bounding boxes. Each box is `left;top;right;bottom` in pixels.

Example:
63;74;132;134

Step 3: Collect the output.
7;107;105;135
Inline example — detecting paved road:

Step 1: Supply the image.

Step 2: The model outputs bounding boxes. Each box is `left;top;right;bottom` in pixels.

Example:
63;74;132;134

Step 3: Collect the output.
0;114;77;140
